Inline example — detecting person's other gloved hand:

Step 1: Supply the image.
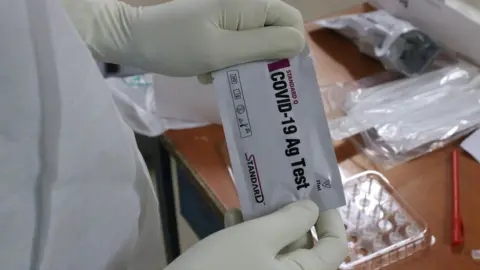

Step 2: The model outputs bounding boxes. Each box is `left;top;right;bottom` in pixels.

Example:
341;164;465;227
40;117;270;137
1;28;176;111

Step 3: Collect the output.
165;200;348;270
225;207;316;254
61;0;305;78
225;204;348;266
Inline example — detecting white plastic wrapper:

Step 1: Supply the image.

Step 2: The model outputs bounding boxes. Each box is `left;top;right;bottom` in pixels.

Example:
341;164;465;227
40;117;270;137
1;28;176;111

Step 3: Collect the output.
316;10;441;76
107;74;165;136
107;74;210;136
213;49;346;220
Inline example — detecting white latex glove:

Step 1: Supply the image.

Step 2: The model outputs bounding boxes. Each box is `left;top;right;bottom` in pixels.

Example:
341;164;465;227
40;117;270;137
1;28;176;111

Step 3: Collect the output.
165;200;348;270
61;0;305;77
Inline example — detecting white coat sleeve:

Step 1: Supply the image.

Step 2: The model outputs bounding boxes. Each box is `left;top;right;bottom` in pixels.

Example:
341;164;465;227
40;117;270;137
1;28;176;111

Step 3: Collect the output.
0;0;164;269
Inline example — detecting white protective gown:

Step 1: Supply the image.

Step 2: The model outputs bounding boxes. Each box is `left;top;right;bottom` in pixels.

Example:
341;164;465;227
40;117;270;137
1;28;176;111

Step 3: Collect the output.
0;0;163;269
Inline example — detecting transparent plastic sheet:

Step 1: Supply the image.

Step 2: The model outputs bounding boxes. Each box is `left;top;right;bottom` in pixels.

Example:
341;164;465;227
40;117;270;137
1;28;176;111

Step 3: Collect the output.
316;10;442;76
323;62;480;168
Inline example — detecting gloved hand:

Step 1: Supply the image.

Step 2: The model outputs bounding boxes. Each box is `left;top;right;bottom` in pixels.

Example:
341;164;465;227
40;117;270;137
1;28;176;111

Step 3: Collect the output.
61;0;305;77
165;200;348;270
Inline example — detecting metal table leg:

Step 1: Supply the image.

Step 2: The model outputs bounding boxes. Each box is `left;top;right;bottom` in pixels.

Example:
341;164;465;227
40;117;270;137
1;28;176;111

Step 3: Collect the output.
153;136;181;263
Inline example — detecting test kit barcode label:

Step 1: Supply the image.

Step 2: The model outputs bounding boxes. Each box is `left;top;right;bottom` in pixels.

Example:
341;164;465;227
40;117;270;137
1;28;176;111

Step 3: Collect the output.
227;70;252;138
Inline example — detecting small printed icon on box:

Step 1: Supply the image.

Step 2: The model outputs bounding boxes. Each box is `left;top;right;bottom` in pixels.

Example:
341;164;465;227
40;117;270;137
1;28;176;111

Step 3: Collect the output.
238;118;249;128
236;105;246;114
233;89;242;99
229;73;238;84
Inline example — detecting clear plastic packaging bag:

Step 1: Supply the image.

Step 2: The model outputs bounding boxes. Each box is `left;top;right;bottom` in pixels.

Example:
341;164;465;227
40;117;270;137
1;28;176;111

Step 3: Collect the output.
323;62;480;168
316;10;442;76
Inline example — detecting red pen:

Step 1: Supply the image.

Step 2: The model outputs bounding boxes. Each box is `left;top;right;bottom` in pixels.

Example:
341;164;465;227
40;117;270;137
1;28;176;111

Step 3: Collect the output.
452;149;464;246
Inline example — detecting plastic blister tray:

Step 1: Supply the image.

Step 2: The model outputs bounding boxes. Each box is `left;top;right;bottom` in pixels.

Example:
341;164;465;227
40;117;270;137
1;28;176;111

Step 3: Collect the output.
340;171;431;269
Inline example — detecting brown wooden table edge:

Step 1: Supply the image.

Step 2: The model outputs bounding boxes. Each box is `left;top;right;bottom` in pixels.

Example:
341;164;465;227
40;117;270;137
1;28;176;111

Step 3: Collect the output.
160;134;228;215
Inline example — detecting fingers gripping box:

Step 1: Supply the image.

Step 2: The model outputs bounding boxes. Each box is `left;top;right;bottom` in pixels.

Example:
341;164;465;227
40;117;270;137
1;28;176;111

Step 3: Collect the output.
213;48;346;220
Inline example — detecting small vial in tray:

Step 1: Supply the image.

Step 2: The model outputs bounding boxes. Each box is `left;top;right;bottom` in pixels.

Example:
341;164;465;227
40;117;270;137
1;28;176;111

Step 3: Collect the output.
389;230;405;244
356;196;374;209
377;220;394;234
372;234;388;251
405;223;421;238
366;205;385;220
345;183;362;198
382;201;401;215
348;211;368;230
393;211;408;228
362;225;379;240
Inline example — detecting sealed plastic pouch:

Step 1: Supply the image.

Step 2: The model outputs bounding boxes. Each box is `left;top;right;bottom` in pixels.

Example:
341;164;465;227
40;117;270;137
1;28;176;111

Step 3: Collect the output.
213;48;346;220
316;10;441;76
322;62;480;168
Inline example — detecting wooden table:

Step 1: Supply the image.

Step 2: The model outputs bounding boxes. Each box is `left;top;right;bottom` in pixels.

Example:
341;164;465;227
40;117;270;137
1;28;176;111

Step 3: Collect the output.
160;4;480;269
